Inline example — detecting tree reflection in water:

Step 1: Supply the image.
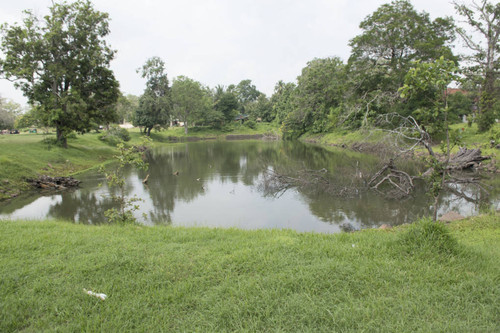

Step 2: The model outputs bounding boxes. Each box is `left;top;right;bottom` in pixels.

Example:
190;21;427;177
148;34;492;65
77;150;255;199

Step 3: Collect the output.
0;140;497;232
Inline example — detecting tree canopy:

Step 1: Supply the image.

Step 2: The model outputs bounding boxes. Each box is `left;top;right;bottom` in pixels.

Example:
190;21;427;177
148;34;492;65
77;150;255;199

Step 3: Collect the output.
171;76;206;134
134;57;171;136
0;0;119;147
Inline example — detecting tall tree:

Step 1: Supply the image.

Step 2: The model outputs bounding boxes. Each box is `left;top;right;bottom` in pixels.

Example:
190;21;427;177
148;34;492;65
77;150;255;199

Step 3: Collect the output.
400;56;460;220
0;0;119;147
270;81;296;124
171;76;205;134
347;0;456;124
215;91;240;122
295;57;346;133
235;79;261;113
454;0;500;131
135;57;171;136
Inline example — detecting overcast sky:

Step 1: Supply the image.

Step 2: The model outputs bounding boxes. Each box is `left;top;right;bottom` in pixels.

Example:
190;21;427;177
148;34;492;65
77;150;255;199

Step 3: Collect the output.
0;0;465;106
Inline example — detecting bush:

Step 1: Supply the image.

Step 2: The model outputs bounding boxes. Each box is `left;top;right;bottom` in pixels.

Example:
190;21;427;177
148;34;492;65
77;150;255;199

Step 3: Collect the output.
244;119;257;129
98;125;130;146
489;127;500;145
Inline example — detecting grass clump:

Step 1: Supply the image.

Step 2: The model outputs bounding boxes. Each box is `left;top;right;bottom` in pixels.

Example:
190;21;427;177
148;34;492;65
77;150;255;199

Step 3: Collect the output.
398;218;460;257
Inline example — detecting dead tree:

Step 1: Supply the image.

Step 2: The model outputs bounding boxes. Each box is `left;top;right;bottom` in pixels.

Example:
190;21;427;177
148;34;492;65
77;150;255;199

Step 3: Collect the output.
368;159;415;199
259;167;362;198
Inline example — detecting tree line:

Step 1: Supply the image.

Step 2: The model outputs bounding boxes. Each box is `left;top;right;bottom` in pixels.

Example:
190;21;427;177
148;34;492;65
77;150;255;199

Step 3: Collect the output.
0;0;498;147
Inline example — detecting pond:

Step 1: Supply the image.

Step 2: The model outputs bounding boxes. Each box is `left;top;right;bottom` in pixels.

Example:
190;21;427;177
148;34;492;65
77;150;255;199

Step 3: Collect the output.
0;140;498;233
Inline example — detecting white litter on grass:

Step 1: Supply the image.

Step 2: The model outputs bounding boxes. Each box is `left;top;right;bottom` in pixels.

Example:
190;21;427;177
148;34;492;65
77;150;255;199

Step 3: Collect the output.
352;244;356;248
83;289;107;300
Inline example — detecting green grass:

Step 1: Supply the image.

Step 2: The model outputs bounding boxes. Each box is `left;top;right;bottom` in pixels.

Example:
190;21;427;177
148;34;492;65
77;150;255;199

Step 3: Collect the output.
0;133;118;200
1;215;499;332
145;122;280;139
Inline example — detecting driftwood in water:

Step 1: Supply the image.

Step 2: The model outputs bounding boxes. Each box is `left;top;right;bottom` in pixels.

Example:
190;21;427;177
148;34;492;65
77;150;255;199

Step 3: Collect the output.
259;168;361;198
28;175;80;190
368;159;414;199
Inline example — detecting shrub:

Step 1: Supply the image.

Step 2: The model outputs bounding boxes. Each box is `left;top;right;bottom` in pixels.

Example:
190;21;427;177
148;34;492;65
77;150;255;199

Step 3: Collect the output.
98;125;130;145
244;119;257;129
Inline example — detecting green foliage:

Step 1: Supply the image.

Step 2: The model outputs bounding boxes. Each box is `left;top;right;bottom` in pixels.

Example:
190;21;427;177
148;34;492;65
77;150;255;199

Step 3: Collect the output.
477;102;497;132
244;119;257;129
235;79;261;111
270;81;296;124
278;57;346;138
400;57;460;135
346;0;456;126
98;126;131;146
0;0;120;147
100;139;150;224
116;94;139;123
245;94;273;122
455;1;500;132
448;92;473;123
280;109;306;140
214;91;239;122
489;126;500;144
171;76;207;134
135;57;171;136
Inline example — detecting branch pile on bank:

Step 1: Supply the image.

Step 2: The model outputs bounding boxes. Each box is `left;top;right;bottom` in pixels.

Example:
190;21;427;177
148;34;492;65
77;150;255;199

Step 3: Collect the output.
28;175;80;190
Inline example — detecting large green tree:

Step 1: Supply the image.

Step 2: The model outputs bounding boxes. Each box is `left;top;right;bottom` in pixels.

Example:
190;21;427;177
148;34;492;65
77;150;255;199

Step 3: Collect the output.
454;0;500;131
171;76;206;134
0;0;119;147
235;79;261;114
270;81;296;124
347;0;456;124
135;57;171;136
214;91;240;122
281;57;346;138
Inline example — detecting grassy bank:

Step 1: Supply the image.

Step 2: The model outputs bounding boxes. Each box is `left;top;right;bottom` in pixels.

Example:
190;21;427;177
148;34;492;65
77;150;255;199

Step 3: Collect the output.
303;123;500;168
1;215;499;332
0;133;118;200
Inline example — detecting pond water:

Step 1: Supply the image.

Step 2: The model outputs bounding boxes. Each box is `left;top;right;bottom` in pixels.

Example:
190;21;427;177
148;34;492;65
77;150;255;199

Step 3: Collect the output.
0;140;498;233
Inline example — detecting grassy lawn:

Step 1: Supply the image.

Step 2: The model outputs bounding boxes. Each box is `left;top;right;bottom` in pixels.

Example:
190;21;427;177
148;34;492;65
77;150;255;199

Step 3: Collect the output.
0;132;118;200
0;215;499;332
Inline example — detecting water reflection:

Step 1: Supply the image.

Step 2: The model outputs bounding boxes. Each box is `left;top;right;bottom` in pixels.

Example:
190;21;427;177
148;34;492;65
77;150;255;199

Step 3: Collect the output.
0;140;498;233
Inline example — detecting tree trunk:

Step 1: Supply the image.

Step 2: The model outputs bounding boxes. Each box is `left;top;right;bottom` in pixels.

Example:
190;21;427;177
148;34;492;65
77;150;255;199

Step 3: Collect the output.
146;127;152;136
56;127;68;148
184;120;188;135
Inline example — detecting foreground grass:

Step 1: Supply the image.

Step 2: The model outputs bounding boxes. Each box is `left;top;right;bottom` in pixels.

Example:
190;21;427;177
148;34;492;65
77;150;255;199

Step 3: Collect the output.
1;215;498;332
